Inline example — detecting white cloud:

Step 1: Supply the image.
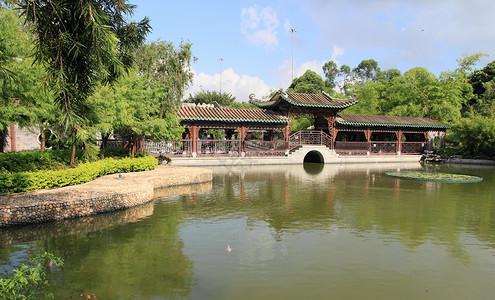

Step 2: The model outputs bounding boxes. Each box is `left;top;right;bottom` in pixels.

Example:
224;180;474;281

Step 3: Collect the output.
275;59;327;89
241;5;280;50
330;45;345;65
283;19;292;33
303;0;495;72
186;68;272;102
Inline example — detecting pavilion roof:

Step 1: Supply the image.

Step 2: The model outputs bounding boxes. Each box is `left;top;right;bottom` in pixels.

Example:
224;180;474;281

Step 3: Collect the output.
336;114;451;129
178;104;289;124
250;91;358;109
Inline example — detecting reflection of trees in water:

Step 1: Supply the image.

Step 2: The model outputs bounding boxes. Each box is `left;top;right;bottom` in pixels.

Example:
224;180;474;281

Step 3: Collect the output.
180;166;495;262
31;202;192;299
0;181;215;299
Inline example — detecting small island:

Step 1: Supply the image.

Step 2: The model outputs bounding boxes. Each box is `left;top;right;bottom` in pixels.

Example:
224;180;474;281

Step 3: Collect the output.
385;171;483;183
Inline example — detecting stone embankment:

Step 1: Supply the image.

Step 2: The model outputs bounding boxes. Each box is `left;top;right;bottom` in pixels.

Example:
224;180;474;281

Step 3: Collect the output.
0;166;212;227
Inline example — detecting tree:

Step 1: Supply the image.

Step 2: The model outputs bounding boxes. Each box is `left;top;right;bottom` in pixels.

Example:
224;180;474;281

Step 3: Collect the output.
353;59;381;82
0;3;57;152
377;69;402;83
0;3;28;151
344;81;384;115
381;68;460;122
111;71;184;158
186;90;236;107
91;40;195;158
339;64;353;95
469;60;495;97
20;0;150;165
450;113;495;156
288;70;326;94
134;40;196;116
322;60;340;88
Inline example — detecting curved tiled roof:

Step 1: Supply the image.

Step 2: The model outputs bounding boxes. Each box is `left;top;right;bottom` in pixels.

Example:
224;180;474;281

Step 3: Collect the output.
178;105;289;123
250;91;358;109
336;114;451;129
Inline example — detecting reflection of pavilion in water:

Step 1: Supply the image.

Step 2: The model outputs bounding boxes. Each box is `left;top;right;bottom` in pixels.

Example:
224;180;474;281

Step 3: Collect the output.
181;163;425;235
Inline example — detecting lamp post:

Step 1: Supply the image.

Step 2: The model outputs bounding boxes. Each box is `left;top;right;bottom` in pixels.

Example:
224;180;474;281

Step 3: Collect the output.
219;57;224;94
290;28;297;82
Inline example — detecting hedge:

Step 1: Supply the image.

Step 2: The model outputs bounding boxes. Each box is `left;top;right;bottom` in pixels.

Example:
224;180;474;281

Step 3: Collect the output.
0;155;158;194
0;148;147;173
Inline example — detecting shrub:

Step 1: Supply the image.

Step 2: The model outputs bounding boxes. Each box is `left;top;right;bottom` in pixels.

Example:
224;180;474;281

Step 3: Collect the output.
0;156;158;194
0;252;63;299
0;148;149;172
0;149;80;173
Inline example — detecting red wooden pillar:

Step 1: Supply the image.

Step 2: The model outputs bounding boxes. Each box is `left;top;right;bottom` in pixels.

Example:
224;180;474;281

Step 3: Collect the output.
236;126;247;154
282;123;290;142
325;115;336;150
397;129;403;154
365;128;372;154
10;124;16;152
189;126;200;156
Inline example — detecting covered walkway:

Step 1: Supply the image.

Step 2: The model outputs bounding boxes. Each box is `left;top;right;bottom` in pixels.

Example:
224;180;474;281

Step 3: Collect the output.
141;91;450;160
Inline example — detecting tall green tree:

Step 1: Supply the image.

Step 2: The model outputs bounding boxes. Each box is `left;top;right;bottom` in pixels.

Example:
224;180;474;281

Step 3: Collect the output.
339;64;353;95
322;60;340;88
134;40;196;116
377;69;402;83
288;70;326;94
186;90;236;107
0;2;57;152
0;2;27;150
90;40;195;158
353;59;381;82
111;71;183;158
20;0;150;165
469;59;495;114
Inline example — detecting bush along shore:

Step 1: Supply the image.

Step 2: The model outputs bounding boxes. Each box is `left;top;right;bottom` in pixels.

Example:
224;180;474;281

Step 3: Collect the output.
0;155;158;194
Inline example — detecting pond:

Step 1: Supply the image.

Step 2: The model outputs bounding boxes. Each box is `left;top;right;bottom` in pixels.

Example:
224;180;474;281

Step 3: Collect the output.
1;162;495;299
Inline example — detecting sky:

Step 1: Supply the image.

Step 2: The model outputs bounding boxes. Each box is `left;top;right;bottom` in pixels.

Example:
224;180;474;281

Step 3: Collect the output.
130;0;494;102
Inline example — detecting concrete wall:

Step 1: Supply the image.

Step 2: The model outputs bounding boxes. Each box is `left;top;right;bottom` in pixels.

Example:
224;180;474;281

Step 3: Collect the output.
3;124;40;152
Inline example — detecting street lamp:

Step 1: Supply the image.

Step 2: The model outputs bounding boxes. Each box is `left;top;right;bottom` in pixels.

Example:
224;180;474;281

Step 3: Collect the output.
290;28;297;82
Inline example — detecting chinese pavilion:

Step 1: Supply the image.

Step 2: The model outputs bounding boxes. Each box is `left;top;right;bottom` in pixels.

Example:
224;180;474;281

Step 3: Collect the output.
144;90;450;158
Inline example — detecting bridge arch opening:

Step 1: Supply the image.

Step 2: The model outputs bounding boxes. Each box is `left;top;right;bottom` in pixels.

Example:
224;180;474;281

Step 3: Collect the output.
303;150;324;164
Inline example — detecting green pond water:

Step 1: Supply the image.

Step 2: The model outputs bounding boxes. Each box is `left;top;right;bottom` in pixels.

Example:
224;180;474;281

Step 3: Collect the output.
1;162;495;299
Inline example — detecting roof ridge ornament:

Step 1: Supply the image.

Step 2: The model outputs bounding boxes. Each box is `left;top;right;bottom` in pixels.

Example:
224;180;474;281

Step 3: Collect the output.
322;91;333;100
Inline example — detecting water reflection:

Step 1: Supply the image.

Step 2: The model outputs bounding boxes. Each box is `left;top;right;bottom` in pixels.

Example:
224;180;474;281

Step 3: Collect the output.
303;162;324;174
1;163;494;299
180;163;495;258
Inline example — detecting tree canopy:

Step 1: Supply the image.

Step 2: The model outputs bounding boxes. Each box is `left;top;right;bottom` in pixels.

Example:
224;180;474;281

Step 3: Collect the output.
186;90;236;107
19;0;151;165
288;70;326;94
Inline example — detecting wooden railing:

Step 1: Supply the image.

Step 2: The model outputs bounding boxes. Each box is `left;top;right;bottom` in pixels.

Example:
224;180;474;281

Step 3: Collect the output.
143;140;192;156
401;142;426;154
335;141;369;156
289;130;333;150
370;141;397;154
335;141;425;156
244;140;289;157
142;135;426;158
197;140;241;156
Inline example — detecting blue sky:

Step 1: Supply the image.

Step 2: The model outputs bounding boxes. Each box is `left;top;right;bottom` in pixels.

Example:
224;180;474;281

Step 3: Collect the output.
130;0;494;102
